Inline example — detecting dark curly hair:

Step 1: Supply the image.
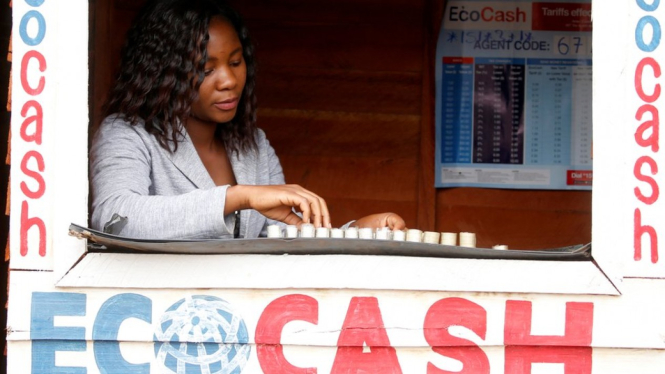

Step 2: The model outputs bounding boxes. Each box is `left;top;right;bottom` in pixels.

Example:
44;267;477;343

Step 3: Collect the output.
104;0;258;154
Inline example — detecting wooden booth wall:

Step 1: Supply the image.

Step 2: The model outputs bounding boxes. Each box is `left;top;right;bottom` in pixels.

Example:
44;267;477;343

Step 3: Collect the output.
2;0;12;369
90;0;592;250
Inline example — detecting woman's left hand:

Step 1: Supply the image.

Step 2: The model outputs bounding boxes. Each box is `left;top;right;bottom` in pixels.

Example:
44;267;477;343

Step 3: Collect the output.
353;212;406;230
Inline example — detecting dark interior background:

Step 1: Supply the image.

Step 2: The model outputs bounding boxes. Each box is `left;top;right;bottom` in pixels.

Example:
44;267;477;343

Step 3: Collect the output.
89;0;591;250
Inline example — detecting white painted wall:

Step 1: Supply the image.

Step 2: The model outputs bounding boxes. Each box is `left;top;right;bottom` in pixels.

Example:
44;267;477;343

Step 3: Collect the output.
9;0;665;373
10;0;88;276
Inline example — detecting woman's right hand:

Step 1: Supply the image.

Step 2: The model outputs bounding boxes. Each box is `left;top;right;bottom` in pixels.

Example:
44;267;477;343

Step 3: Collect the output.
225;184;331;228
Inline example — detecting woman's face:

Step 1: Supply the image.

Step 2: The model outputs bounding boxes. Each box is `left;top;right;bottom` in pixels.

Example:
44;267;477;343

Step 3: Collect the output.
190;17;247;125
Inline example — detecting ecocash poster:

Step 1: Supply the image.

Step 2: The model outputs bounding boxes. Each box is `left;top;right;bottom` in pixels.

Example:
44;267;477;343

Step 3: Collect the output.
435;0;592;189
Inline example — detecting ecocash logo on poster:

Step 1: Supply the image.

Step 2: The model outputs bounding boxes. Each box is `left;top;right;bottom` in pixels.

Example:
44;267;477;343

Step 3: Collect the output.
446;1;532;30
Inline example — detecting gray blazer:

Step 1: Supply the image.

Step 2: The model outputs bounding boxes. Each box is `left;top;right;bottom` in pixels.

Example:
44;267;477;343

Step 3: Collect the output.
90;115;285;239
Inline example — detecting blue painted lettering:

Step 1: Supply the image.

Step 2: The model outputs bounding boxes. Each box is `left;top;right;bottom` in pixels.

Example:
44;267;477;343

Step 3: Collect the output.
636;16;662;52
637;0;660;12
31;292;87;374
19;10;46;46
93;294;152;374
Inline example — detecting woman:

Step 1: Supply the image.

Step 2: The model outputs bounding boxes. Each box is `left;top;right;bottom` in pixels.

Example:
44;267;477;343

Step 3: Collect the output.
91;0;405;239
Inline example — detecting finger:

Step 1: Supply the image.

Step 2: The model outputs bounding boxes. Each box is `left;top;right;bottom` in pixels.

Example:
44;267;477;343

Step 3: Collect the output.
292;194;311;224
308;196;323;228
281;211;303;226
388;214;406;230
310;194;331;228
292;188;327;228
318;195;331;228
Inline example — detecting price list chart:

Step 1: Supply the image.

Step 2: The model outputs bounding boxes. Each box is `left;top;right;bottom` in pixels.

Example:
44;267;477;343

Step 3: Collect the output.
473;58;525;165
525;59;570;166
438;57;592;188
435;0;592;190
441;57;474;164
570;62;593;167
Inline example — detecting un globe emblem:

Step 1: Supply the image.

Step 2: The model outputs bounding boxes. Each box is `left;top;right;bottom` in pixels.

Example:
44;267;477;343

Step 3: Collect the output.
154;295;251;373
